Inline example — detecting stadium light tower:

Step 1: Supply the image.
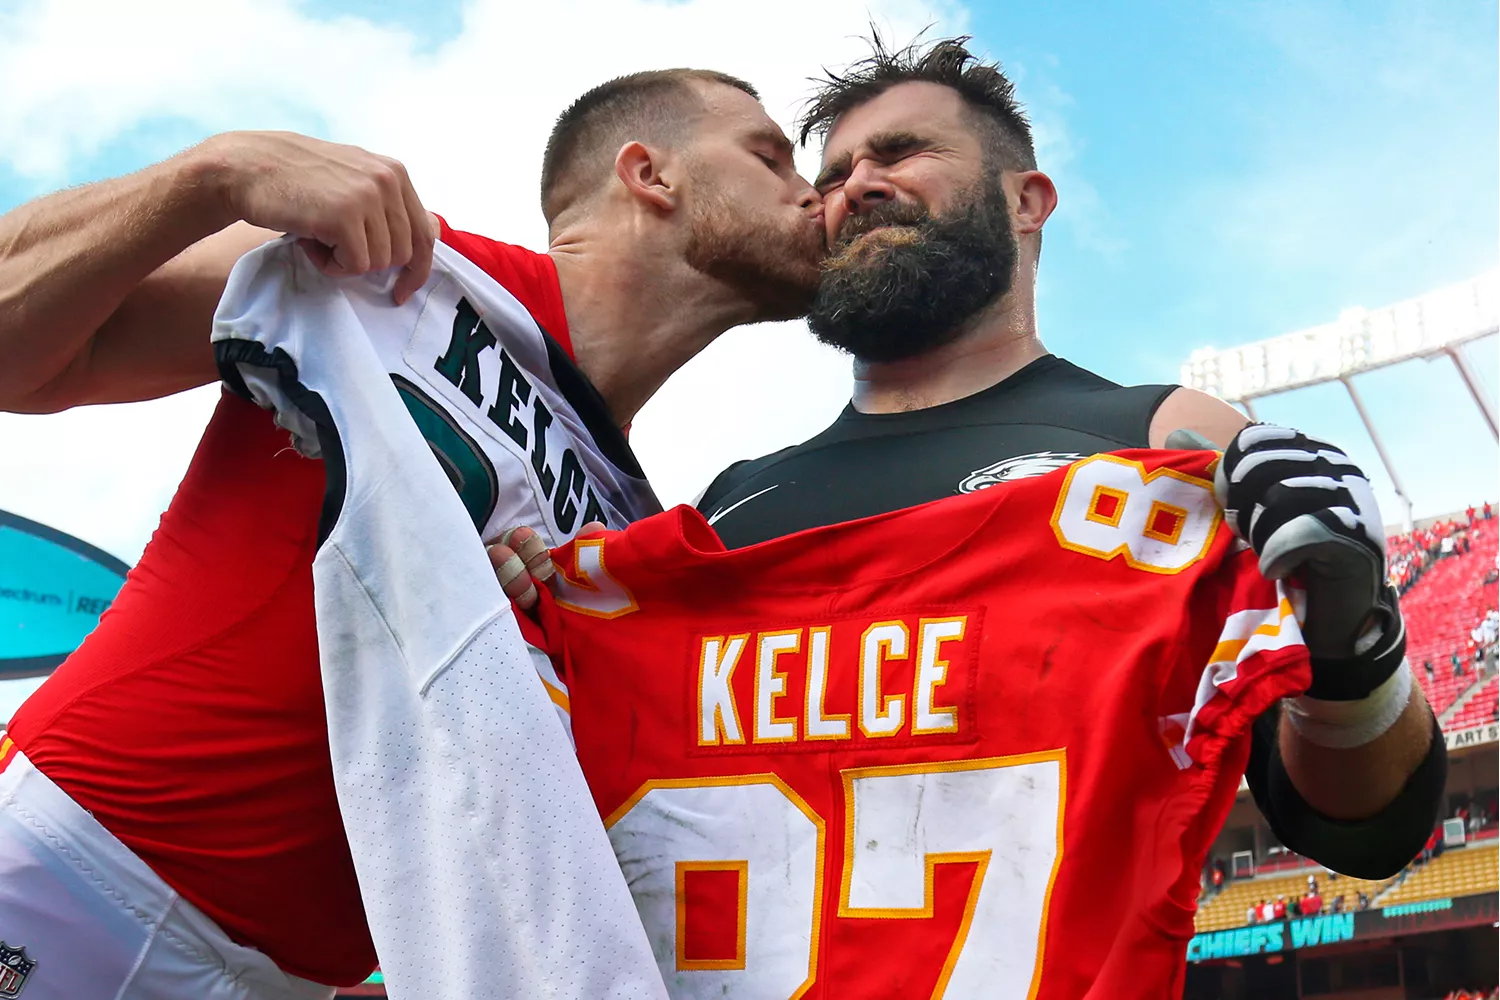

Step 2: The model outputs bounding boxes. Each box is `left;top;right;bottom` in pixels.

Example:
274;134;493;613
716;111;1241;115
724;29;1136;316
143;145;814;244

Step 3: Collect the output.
1181;271;1500;532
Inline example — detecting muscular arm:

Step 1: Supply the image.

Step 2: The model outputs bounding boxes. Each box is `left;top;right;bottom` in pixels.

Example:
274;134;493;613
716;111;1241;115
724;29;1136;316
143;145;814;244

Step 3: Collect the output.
0;147;263;411
0;132;434;413
1153;387;1439;862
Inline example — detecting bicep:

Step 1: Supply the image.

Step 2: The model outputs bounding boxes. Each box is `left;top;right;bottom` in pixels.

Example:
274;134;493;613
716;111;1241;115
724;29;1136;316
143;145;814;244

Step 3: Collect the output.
1147;387;1250;449
22;222;280;410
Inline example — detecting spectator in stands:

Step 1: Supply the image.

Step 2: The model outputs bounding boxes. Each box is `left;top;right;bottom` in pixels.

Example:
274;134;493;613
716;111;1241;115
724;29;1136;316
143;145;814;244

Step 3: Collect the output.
1298;889;1322;917
1246;901;1258;925
1484;500;1493;520
1468;505;1477;525
1357;891;1370;910
1425;659;1435;684
1306;873;1317;895
1210;864;1224;894
1453;650;1465;679
1330;894;1345;913
1272;896;1287;920
1260;899;1276;922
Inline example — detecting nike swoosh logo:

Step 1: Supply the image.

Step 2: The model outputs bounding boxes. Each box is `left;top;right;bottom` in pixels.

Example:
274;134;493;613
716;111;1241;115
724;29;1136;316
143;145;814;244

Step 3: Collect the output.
707;484;780;526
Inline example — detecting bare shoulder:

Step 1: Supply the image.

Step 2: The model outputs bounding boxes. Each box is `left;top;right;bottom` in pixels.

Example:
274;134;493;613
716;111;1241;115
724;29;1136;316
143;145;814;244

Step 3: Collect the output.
1147;386;1249;449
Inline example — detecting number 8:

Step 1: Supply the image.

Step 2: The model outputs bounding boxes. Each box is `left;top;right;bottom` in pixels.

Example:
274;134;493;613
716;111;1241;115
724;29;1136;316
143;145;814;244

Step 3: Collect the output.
1049;454;1221;574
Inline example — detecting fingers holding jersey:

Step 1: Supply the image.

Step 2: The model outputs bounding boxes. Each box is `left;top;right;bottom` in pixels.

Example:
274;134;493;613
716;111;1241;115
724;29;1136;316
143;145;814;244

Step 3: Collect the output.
500;526;557;583
487;522;607;611
487;540;539;611
394;208;439;305
204;131;434;301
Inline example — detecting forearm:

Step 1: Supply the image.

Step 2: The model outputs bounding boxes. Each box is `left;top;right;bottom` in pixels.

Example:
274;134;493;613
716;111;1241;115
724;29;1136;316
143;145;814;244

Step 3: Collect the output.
0;143;231;410
1278;676;1434;820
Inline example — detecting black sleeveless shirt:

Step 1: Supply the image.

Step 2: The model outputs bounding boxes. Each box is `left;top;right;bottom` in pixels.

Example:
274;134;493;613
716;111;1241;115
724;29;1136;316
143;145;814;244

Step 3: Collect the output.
699;355;1174;549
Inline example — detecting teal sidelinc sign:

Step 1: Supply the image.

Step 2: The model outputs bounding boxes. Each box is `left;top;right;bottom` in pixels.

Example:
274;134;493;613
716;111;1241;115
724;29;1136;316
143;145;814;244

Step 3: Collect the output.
0;510;129;678
1187;913;1355;962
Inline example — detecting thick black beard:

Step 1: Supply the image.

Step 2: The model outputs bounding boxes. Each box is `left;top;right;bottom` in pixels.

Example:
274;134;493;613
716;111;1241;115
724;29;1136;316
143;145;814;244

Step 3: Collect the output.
808;178;1018;363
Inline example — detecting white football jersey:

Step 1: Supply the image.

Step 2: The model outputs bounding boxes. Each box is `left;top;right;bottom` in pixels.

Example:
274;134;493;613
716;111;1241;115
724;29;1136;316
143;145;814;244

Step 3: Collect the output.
212;237;667;1000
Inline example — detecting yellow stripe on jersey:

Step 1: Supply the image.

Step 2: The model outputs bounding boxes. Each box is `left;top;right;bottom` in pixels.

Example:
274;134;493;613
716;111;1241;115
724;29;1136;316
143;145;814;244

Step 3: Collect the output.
541;679;571;715
1207;597;1298;666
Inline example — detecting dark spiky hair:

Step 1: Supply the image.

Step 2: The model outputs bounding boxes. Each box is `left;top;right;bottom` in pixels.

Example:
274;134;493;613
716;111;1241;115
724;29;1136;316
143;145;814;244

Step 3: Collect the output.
800;33;1035;171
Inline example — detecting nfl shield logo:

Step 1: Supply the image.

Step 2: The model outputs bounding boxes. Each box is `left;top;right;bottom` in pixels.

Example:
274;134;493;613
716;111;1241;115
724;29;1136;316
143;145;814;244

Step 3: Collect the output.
0;942;34;998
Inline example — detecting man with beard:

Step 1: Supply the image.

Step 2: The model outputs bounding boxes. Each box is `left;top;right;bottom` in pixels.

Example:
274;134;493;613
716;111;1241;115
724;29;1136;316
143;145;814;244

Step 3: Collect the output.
0;70;821;999
694;36;1444;886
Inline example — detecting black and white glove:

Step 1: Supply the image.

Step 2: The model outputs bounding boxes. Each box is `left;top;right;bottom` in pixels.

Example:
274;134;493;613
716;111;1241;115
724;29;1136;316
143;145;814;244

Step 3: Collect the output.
1170;425;1404;707
1185;423;1407;704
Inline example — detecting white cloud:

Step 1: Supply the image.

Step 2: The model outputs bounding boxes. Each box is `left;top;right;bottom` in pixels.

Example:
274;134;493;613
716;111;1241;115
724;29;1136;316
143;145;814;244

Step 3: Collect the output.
0;0;965;560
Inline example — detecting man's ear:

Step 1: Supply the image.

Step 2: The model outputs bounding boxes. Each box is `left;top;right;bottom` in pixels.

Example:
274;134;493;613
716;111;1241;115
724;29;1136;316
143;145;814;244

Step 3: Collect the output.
1007;169;1058;237
614;141;677;213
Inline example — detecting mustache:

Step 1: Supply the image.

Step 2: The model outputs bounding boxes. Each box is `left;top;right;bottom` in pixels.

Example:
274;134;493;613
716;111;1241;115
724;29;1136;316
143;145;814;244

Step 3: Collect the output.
835;201;932;246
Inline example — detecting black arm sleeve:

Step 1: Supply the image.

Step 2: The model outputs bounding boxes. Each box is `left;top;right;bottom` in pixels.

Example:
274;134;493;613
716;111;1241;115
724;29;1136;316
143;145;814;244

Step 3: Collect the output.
1245;703;1447;879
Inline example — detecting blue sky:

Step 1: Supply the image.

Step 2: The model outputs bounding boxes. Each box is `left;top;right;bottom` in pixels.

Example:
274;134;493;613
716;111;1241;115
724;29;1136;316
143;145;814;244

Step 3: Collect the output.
981;0;1499;522
0;0;1494;572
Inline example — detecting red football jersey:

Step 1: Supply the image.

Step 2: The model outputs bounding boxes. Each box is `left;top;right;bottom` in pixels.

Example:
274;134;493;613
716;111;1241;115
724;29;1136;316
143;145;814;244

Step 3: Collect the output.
527;450;1311;1000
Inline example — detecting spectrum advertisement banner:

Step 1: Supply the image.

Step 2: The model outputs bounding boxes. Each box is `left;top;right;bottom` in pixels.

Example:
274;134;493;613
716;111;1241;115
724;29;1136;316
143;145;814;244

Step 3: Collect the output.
0;510;129;679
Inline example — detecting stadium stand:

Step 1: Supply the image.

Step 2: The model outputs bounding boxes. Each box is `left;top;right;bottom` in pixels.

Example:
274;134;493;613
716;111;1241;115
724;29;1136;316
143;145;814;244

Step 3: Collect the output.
1377;841;1499;907
1194;870;1392;933
1447;675;1499;731
1395;516;1498;715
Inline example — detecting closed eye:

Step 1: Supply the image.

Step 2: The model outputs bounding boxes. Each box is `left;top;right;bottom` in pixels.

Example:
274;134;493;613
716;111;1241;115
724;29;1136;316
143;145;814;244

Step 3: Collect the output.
814;169;847;194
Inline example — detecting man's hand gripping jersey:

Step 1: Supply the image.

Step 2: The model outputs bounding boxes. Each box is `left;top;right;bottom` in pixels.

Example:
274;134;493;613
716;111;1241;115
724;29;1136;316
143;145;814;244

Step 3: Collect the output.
520;450;1312;1000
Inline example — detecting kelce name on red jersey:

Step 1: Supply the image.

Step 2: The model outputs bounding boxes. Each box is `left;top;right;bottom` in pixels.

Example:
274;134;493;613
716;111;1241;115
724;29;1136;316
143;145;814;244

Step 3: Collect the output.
531;453;1312;999
693;614;978;750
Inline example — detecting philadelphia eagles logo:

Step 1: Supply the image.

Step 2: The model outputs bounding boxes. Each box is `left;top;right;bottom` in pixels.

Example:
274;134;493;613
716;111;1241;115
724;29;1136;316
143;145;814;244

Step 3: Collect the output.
958;452;1084;493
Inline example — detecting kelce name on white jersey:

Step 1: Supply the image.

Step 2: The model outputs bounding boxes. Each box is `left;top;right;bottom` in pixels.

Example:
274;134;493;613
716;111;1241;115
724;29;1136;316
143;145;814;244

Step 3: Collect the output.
407;295;613;535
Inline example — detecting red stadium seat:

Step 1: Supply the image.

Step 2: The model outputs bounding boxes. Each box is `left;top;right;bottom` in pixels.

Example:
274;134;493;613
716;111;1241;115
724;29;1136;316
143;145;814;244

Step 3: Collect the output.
1395;519;1497;716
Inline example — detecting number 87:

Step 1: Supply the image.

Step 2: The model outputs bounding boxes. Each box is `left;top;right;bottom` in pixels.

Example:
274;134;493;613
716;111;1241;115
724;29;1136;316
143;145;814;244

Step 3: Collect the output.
606;751;1065;999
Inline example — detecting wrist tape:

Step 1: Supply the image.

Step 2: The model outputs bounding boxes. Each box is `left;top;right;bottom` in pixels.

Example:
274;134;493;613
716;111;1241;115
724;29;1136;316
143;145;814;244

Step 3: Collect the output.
1284;660;1414;749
